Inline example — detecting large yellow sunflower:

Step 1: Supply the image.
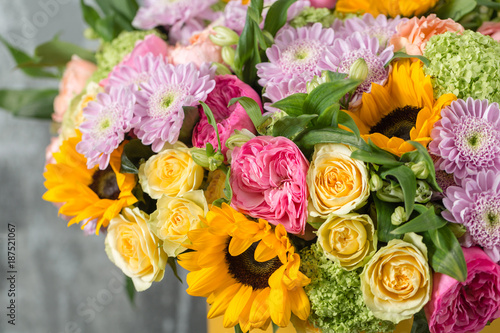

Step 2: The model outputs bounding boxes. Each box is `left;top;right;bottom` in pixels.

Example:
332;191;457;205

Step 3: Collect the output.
43;132;137;234
178;204;310;332
335;0;438;17
347;59;456;156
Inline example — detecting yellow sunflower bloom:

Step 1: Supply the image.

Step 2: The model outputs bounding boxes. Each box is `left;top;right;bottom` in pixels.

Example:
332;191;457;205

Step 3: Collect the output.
347;59;456;156
43;132;137;234
335;0;438;17
178;204;311;332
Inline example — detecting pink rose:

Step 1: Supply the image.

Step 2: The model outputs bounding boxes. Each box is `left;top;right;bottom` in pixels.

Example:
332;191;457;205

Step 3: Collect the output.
53;56;97;123
425;247;500;333
310;0;336;9
478;22;500;42
192;75;261;154
389;14;464;56
230;136;309;234
168;28;223;67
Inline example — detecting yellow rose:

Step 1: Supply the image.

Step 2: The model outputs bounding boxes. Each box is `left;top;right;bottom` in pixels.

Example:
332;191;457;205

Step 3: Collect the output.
105;207;167;291
317;213;376;270
307;144;369;219
139;143;204;199
361;233;431;323
204;169;227;204
149;190;208;257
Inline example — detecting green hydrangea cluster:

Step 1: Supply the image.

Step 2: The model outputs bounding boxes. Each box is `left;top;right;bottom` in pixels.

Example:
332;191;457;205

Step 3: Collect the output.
92;29;164;82
290;7;336;28
423;30;500;104
300;244;394;333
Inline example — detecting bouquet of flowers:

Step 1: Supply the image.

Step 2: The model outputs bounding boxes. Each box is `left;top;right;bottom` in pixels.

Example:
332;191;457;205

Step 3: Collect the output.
3;0;500;332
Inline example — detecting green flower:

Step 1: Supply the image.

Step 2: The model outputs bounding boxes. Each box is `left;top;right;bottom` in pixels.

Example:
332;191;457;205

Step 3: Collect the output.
300;244;395;333
290;7;336;28
424;30;500;103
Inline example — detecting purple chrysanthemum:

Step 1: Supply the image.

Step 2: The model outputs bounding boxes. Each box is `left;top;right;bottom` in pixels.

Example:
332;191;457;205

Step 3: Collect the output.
336;14;408;52
318;32;393;104
77;86;136;170
132;62;216;152
429;98;500;178
256;22;335;87
443;170;500;262
107;53;165;91
263;76;308;113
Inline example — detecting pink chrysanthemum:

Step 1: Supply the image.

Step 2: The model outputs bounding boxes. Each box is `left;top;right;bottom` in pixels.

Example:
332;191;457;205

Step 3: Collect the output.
429;98;500;179
132;62;216;152
263;76;308;113
318;32;393;104
443;171;500;262
77;86;136;170
107;53;166;90
256;23;335;87
337;14;408;52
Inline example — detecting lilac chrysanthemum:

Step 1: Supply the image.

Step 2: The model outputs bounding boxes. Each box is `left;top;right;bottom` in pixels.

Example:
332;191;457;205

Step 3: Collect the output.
336;14;408;52
443;170;500;262
429;98;500;179
132;62;216;152
318;32;393;104
256;22;335;87
263;76;308;113
77;86;136;170
107;53;165;91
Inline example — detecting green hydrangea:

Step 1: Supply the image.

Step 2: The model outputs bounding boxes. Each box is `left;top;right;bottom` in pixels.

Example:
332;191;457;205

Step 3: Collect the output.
423;30;500;104
300;244;394;333
91;29;164;83
290;7;336;28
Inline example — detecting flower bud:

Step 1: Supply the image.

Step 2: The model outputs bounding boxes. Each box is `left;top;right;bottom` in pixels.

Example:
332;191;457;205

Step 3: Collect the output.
369;173;383;192
306;71;330;93
415;180;432;203
377;181;404;202
391;206;407;226
208;152;225;171
191;148;210;169
221;46;236;68
349;58;369;82
213;62;232;75
410;161;430;179
209;26;240;46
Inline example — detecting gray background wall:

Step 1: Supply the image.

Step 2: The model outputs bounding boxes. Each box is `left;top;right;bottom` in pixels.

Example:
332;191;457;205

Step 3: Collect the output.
0;1;206;332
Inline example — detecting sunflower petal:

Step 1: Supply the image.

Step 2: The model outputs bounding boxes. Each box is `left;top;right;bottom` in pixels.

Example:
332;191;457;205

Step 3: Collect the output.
223;284;253;328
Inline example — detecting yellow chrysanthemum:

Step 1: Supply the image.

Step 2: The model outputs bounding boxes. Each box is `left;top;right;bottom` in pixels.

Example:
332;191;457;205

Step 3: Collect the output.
43;132;137;234
347;59;456;156
336;0;438;17
178;204;311;332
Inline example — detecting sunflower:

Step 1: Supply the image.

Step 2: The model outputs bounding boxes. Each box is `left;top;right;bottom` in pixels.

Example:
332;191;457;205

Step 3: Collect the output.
335;0;438;17
347;59;456;156
178;204;311;332
43;131;137;234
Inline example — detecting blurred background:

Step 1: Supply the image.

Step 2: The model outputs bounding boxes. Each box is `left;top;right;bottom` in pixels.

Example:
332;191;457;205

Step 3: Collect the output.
0;1;206;332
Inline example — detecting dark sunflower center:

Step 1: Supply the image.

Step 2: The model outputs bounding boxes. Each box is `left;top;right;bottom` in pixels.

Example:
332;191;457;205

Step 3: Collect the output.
369;105;421;141
89;166;120;200
225;241;282;290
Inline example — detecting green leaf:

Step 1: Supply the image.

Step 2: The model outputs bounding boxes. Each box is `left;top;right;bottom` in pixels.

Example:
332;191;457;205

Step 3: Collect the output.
476;0;500;9
0;36;58;78
315;103;340;128
228;97;264;132
380;165;416;219
0;89;58;119
303;79;361;115
30;38;95;66
373;196;401;243
338;110;361;138
411;309;430;333
298;128;367;153
423;225;467;282
125;276;135;304
401;141;441;192
272;322;279;333
167;257;183;283
270;92;307;116
387;51;430;67
109;0;139;21
272;114;317;140
435;0;477;21
391;205;447;235
263;0;297;36
120;139;155;174
234;324;246;333
200;101;222;151
224;169;233;201
350;143;402;167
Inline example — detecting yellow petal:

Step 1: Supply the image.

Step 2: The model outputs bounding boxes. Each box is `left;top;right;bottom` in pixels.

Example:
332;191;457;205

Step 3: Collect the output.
223;284;253;328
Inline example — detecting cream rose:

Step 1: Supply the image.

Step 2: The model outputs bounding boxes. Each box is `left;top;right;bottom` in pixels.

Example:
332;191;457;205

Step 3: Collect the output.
307;144;369;219
361;233;431;323
149;190;208;257
138;143;204;199
317;213;376;271
105;207;167;292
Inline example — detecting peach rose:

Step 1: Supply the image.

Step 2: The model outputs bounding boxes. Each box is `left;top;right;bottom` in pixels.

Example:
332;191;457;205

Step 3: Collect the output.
53;55;97;123
478;21;500;42
168;28;223;67
390;14;464;56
